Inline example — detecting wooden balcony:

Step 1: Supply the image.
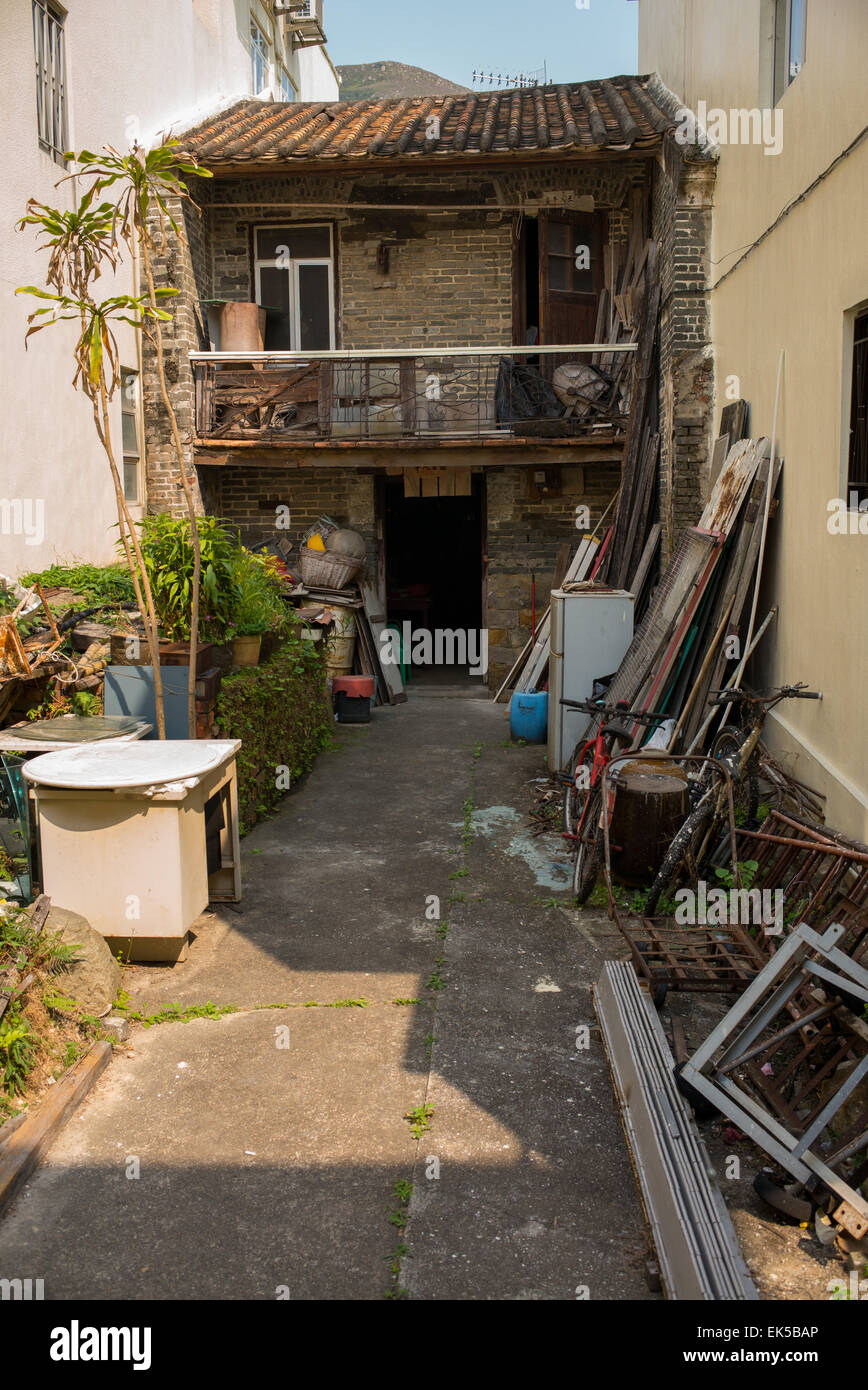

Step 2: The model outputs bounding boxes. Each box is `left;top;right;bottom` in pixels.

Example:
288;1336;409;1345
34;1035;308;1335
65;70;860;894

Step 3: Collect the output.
191;345;638;455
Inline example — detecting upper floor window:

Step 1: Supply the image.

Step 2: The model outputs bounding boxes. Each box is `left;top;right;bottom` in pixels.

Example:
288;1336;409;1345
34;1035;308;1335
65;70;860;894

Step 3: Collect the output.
848;310;868;507
773;0;806;103
254;225;335;351
280;69;296;102
32;0;67;162
120;369;142;504
250;19;270;93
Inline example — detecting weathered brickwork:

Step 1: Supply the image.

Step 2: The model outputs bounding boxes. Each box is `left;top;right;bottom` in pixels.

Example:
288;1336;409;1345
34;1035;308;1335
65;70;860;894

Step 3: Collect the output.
211;466;378;574
142;193;212;515
140;150;715;687
652;144;717;552
207;461;619;689
484;463;621;687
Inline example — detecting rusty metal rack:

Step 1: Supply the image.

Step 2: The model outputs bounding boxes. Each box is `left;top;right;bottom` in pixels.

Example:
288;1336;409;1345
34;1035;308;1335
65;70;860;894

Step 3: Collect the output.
614;920;766;1005
680;920;868;1239
738;809;868;963
601;752;765;1000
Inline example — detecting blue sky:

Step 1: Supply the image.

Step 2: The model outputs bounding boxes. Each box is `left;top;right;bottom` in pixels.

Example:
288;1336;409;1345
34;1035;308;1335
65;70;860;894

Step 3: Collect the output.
325;0;639;88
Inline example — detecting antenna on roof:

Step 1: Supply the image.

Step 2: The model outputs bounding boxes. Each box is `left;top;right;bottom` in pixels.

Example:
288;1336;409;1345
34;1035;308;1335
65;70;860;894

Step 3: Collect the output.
471;63;548;90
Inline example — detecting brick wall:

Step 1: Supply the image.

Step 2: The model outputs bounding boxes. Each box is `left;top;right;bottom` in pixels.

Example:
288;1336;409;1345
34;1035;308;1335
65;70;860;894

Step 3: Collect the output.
485;463;620;687
142;192;211;515
139;153;716;687
207;163;646;352
205;460;620;689
653;143;717;553
207;466;378;572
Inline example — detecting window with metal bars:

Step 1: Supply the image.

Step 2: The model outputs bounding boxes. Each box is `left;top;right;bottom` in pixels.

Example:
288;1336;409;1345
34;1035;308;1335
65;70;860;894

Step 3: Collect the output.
32;0;67;162
848;311;868;506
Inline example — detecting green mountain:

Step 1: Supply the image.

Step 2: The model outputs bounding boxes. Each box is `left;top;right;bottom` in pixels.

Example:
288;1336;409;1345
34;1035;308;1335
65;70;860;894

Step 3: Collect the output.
336;61;470;101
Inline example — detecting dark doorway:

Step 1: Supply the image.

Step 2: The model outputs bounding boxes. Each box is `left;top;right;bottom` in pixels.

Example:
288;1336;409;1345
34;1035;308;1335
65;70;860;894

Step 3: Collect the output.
383;473;485;675
514;209;606;349
524;216;540;345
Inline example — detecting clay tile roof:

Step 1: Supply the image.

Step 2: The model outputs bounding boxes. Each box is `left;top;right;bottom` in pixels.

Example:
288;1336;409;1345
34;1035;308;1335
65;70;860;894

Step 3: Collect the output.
184;75;681;170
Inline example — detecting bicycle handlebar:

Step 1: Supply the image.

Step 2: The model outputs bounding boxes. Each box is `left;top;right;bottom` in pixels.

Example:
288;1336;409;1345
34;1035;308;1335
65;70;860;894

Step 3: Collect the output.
707;683;821;707
559;697;668;725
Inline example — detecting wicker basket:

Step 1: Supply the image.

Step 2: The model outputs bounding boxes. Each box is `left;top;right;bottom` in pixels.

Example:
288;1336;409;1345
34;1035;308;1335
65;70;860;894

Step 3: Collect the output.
299;546;363;590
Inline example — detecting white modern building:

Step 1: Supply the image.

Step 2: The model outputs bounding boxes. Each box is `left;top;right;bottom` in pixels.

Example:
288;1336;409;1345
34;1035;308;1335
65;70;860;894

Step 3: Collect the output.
0;0;338;576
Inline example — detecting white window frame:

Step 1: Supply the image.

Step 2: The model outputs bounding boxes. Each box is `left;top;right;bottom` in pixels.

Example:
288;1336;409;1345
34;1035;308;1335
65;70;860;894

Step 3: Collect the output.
32;0;67;163
773;0;807;104
120;368;142;504
254;224;336;351
279;67;296;102
250;17;270;94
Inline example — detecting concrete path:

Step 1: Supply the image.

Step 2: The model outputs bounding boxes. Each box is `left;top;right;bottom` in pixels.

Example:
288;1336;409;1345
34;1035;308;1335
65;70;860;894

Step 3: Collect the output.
0;692;655;1301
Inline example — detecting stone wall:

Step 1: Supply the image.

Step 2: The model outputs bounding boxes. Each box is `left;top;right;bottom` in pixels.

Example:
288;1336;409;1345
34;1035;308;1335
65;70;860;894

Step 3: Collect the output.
485;463;620;688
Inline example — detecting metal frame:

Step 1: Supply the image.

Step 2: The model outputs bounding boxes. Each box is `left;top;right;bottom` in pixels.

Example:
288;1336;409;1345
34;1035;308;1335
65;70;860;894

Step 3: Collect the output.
681;921;868;1236
595;961;758;1300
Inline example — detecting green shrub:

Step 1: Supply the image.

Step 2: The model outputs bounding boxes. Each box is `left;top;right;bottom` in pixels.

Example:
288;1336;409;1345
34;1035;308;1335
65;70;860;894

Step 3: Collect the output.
231;548;287;637
132;514;239;642
214;629;330;832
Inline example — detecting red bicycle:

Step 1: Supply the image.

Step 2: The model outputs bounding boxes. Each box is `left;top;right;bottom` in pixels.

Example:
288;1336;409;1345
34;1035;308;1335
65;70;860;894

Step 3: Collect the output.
560;696;668;902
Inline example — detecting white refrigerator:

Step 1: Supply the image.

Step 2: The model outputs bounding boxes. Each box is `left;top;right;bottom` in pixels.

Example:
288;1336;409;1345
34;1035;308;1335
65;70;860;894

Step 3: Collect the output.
548;588;635;774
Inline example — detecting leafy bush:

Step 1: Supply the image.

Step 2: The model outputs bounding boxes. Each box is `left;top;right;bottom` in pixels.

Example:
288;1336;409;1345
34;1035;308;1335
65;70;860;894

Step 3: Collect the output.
214;628;330;832
231;548;287;637
132;514;239;642
19;561;136;608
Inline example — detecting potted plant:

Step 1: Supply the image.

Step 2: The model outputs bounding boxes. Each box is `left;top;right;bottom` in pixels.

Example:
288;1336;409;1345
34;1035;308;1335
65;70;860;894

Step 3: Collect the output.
229;549;284;666
134;514;238;656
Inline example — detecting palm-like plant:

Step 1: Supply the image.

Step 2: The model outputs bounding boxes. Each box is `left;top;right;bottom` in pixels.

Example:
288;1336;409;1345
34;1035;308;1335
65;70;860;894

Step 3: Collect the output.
67;140;212;737
17;135;212;737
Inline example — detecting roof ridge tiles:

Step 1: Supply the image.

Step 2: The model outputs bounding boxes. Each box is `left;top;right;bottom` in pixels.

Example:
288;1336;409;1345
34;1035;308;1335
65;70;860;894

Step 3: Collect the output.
368;97;416;155
184;77;676;166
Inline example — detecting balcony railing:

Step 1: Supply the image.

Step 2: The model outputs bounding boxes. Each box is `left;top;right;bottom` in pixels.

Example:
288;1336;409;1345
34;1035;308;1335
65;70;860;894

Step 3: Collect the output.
190;344;638;447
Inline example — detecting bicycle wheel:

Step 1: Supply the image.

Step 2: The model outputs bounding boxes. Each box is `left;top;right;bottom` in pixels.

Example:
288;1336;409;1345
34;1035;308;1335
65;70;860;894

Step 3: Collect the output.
572;787;603;903
562;746;595;835
711;725;760;823
644;804;714;915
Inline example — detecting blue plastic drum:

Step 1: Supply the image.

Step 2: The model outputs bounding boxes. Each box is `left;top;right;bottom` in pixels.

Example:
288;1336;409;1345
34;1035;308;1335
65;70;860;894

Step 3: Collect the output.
509;691;549;743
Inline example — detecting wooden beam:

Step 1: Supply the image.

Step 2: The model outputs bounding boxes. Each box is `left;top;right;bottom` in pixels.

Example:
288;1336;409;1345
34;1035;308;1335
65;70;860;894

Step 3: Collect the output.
0;1042;112;1218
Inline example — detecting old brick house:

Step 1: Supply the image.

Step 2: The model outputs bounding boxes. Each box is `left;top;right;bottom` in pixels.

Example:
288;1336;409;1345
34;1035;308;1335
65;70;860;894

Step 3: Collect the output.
144;76;715;687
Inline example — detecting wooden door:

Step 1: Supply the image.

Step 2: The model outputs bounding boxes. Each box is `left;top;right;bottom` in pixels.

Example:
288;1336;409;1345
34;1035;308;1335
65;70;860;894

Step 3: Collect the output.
539;211;606;346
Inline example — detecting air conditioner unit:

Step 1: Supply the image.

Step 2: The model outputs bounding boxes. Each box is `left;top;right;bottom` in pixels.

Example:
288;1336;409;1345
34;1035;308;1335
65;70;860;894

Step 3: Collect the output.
276;0;326;47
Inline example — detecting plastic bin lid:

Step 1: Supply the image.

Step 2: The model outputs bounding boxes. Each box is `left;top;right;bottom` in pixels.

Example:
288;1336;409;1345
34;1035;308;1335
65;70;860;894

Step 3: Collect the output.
23;740;238;789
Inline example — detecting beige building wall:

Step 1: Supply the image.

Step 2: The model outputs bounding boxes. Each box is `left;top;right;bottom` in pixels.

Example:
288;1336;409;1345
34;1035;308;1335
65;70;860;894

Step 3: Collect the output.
0;0;337;578
639;0;868;838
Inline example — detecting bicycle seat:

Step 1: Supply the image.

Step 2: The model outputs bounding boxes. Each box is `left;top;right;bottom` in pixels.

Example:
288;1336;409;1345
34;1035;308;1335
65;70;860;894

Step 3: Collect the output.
605;723;634;744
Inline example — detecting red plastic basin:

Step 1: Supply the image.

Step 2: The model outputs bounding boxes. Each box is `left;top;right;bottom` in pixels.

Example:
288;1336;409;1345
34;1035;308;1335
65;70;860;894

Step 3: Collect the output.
332;675;375;698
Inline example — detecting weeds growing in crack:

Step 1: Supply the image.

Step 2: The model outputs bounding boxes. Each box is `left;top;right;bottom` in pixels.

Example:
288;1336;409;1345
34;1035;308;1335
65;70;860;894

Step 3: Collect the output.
128;1001;238;1028
404;1103;434;1140
384;1182;414;1298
